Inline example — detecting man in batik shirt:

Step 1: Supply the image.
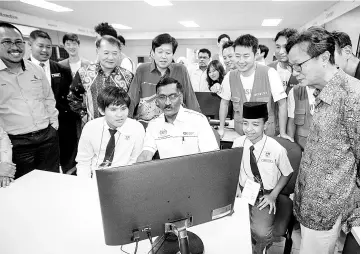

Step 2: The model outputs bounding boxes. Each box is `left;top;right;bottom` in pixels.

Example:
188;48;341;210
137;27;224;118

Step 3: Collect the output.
287;27;359;254
68;35;133;122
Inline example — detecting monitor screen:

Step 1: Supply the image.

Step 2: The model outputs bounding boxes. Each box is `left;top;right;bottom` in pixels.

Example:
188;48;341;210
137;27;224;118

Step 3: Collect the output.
96;148;243;246
195;92;233;120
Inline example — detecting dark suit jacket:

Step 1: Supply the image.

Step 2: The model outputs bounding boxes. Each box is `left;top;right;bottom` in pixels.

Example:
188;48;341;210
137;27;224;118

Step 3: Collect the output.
29;58;74;115
49;60;74;115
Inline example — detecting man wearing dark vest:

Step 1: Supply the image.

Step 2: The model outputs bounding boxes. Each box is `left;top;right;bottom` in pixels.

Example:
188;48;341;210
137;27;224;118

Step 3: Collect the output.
29;30;78;174
287;85;316;150
218;34;292;142
268;28;299;95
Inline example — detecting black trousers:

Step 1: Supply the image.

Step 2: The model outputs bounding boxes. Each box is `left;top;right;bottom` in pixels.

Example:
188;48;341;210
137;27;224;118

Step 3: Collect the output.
9;125;60;179
58;112;78;171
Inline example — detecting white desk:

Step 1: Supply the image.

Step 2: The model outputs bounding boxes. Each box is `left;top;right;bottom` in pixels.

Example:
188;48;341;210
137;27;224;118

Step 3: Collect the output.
0;170;252;254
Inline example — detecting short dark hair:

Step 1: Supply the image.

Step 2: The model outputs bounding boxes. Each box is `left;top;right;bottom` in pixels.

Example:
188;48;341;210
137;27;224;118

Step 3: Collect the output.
63;33;80;45
152;33;178;54
94;22;117;38
95;35;121;49
259;44;269;58
206;60;226;89
198;48;211;58
0;22;23;38
217;34;230;43
97;86;131;111
156;77;183;94
234;34;258;55
222;41;234;54
29;29;52;42
117;35;125;46
274;28;298;42
332;31;352;53
286;26;335;65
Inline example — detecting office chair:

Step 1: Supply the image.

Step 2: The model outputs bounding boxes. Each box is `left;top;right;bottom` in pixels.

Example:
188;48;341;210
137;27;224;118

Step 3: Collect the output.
272;137;302;254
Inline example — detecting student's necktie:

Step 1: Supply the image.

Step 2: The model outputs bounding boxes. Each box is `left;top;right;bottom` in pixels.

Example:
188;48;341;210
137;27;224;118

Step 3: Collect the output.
99;129;117;167
249;145;264;191
39;62;45;71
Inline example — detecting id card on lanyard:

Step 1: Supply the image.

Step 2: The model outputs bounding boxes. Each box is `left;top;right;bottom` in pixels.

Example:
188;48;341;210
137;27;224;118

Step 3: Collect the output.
241;178;261;206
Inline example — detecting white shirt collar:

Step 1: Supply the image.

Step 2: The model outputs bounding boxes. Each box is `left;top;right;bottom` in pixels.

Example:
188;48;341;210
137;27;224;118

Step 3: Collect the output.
30;55;49;67
246;134;267;151
162;105;186;124
102;117;128;133
0;59;7;70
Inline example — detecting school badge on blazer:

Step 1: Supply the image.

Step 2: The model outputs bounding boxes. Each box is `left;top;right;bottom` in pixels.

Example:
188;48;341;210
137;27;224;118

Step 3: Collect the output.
51;73;61;78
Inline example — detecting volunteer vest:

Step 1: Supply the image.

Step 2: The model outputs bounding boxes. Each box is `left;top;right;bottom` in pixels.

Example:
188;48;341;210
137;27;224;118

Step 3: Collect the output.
268;61;298;95
229;64;276;136
293;86;313;149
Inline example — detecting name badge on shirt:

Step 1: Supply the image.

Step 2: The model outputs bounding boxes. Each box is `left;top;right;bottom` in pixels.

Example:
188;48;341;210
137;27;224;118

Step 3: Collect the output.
51;73;61;78
241;179;261;206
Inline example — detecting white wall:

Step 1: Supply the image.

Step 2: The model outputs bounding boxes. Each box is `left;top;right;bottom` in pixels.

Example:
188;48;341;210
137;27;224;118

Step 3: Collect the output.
324;7;360;54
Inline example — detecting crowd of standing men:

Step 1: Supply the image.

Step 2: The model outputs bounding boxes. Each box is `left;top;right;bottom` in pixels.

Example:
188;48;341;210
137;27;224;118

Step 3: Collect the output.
0;20;359;254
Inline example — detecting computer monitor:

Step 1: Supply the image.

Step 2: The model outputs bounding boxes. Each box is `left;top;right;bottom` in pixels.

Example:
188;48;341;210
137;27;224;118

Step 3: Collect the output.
195;92;233;120
95;148;242;249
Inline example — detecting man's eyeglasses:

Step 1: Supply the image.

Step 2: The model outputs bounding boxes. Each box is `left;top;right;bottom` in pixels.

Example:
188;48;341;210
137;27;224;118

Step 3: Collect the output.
1;40;25;48
288;55;317;73
157;93;180;102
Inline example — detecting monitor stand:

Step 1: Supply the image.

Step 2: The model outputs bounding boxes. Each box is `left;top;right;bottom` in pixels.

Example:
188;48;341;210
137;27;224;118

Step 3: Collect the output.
151;218;204;254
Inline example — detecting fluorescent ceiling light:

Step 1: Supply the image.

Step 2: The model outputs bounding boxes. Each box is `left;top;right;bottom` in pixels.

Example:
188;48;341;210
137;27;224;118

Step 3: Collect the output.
112;23;132;30
261;18;282;26
20;0;73;12
144;0;172;7
179;21;199;28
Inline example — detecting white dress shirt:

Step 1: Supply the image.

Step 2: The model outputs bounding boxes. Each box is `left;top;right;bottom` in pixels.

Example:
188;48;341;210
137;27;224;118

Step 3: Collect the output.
143;106;219;159
76;117;145;178
30;55;51;85
232;135;293;190
189;67;209;92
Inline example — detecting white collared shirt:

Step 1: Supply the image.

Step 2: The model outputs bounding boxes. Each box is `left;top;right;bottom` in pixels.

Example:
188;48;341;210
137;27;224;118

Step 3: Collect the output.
143;106;219;159
76;117;145;178
30;55;51;85
232;135;293;190
189;67;209;92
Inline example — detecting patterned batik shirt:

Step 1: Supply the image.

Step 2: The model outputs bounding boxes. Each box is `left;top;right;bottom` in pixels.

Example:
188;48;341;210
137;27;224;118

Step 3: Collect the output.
68;63;134;120
294;69;360;234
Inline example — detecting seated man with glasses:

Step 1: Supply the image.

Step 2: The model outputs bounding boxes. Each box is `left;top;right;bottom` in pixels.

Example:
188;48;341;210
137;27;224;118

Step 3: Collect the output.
137;77;219;162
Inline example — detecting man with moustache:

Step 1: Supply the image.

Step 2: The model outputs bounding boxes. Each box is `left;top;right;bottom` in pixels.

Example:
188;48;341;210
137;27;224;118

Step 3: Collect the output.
0;22;59;179
28;30;78;174
137;77;218;162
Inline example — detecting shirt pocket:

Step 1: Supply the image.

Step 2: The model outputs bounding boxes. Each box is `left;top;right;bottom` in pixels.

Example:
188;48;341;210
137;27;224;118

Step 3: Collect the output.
294;108;306;126
27;79;44;100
